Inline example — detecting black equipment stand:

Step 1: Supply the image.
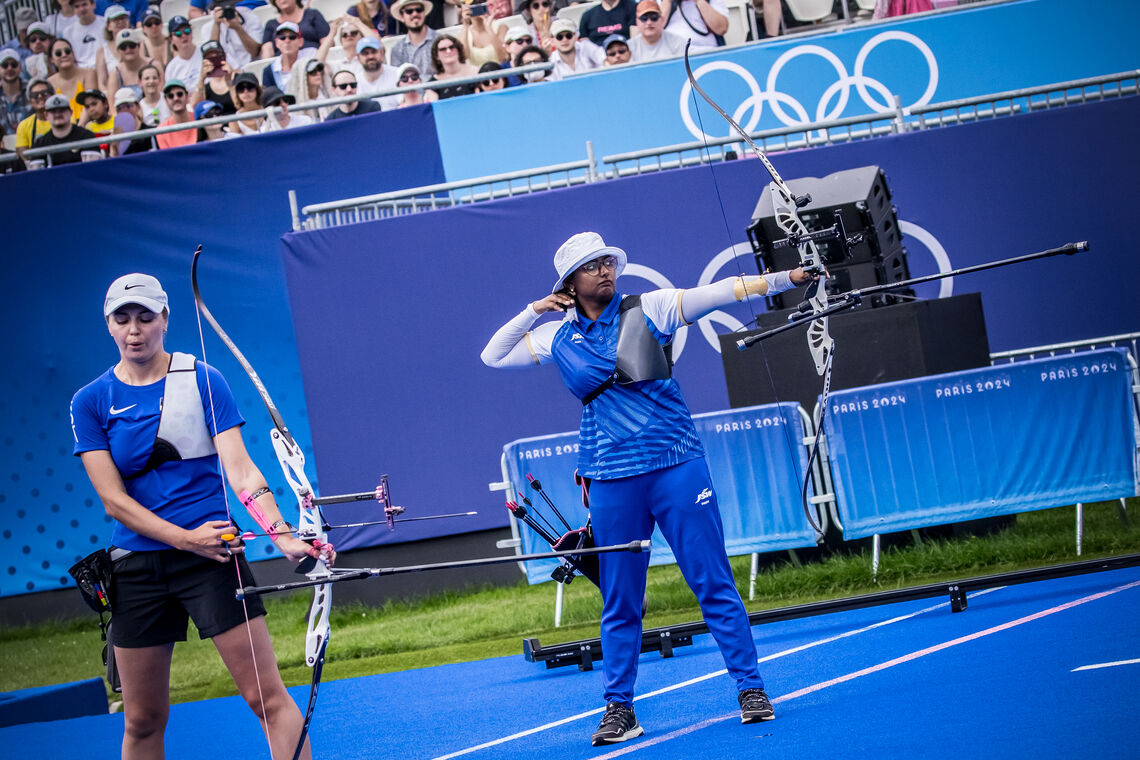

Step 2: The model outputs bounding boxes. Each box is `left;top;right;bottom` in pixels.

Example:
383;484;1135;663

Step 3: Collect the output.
523;552;1140;670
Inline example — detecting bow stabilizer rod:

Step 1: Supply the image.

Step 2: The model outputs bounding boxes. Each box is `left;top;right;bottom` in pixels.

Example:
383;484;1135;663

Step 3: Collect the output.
236;540;652;598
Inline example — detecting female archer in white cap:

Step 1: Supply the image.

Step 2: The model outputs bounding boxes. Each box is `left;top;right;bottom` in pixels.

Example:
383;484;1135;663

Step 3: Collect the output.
70;273;331;759
482;232;817;746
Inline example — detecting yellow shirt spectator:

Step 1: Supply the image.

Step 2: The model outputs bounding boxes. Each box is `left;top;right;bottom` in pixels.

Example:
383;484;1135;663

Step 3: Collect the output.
16;113;51;149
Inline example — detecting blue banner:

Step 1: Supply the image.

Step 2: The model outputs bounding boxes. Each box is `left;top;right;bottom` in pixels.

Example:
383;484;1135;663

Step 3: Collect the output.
431;0;1140;180
503;403;816;584
825;349;1138;539
0;107;446;597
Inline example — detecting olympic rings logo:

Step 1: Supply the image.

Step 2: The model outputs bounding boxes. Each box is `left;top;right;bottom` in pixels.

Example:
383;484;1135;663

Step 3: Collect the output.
679;31;940;143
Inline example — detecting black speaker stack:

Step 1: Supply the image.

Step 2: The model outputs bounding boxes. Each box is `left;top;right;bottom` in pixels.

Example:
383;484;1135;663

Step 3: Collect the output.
747;166;912;310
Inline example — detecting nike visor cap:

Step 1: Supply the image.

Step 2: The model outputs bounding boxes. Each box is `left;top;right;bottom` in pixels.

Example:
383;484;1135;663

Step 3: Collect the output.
104;273;169;317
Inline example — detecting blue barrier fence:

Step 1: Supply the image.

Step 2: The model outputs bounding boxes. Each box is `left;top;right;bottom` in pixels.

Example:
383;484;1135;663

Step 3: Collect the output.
502;403;816;584
825;348;1138;539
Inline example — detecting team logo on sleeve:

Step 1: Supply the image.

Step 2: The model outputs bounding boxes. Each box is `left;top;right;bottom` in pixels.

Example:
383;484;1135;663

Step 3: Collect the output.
695;487;712;505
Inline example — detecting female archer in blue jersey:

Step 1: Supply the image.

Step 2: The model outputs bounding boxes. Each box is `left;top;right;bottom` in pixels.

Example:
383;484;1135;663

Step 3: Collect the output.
482;232;817;746
71;273;330;760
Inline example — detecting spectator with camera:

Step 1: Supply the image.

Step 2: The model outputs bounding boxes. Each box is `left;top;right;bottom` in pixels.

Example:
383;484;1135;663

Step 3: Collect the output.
165;17;203;91
660;0;727;48
0;51;30;136
601;34;630;66
94;4;131;91
262;22;317;91
203;1;264;69
106;30;151;98
459;1;507;68
155;79;197;148
548;18;602;79
140;8;171;70
195;41;237;114
323;68;383;121
388;0;439;74
33;92;97;164
259;0;330;58
578;0;638;47
629;0;685;61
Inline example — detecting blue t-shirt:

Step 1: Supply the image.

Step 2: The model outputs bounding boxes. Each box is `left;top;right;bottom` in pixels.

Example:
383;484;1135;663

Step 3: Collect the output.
549;293;704;480
70;360;245;551
96;0;151;24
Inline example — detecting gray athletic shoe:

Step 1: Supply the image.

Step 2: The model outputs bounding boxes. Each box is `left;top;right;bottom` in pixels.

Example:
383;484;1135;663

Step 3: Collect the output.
739;688;775;723
591;702;644;745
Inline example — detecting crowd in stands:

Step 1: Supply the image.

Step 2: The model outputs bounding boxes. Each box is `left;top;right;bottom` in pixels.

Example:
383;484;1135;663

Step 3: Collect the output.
0;0;939;170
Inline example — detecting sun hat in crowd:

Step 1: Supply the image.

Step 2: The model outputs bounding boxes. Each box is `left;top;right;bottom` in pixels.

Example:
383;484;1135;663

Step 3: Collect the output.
232;71;259;89
0;49;18;65
261;86;295;107
550;18;576;36
168;15;191;34
603;34;628;50
14;6;36;31
391;0;434;16
104;4;129;20
27;21;52;37
163;78;187;93
357;37;382;53
276;21;300;35
305;58;325;74
636;0;662;14
503;26;533;44
104;274;169;317
552;232;627;293
114;87;139;107
115;29;143;49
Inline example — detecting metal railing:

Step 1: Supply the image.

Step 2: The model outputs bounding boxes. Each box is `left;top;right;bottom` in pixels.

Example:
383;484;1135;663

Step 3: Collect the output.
297;69;1139;229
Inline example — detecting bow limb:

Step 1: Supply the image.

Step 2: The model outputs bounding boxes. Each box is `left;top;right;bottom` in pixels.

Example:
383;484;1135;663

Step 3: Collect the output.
191;246;329;760
683;45;828;537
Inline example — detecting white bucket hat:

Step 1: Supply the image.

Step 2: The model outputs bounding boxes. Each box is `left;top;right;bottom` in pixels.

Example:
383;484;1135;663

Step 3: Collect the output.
552;232;627;293
104;273;169;317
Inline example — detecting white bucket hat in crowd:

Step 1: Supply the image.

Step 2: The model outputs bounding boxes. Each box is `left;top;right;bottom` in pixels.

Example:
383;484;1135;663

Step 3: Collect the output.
552;232;627;293
104;273;169;317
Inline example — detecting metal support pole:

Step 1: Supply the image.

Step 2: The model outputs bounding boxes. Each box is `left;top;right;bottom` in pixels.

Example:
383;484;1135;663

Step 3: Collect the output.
749;552;758;601
871;533;881;581
288;189;301;231
586;140;598;183
555;581;564;628
1076;503;1084;556
891;94;908;134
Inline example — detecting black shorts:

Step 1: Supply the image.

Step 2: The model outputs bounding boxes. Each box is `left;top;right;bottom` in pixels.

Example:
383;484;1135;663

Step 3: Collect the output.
109;549;267;648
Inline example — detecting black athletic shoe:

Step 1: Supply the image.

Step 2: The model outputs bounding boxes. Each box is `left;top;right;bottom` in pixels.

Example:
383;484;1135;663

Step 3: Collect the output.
739;688;775;723
591;702;644;746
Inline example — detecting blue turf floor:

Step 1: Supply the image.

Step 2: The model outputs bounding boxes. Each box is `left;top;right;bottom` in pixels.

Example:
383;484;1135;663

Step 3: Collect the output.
4;567;1138;759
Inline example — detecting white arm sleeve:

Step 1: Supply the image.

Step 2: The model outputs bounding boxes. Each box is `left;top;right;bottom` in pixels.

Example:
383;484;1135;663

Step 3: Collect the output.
640;272;797;334
480;306;560;368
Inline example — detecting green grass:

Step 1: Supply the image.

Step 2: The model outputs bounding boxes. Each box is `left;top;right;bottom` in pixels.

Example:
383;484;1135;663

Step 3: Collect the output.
1;499;1136;707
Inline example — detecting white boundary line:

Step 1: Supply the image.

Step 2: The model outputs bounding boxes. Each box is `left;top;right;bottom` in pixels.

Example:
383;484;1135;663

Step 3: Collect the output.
1072;658;1140;672
592;579;1140;759
431;591;1000;760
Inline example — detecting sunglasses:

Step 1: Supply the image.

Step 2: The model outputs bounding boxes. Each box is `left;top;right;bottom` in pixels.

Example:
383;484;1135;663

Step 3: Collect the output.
0;60;19;69
554;32;574;41
341;29;361;37
53;47;73;57
638;12;660;21
164;89;187;98
28;34;49;43
511;36;533;44
172;28;192;37
402;5;424;13
530;1;551;7
235;83;257;92
399;72;420;82
143;19;162;27
606;46;628;57
437;44;456;52
276;33;299;41
333;81;357;89
30;89;52;99
119;42;139;50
